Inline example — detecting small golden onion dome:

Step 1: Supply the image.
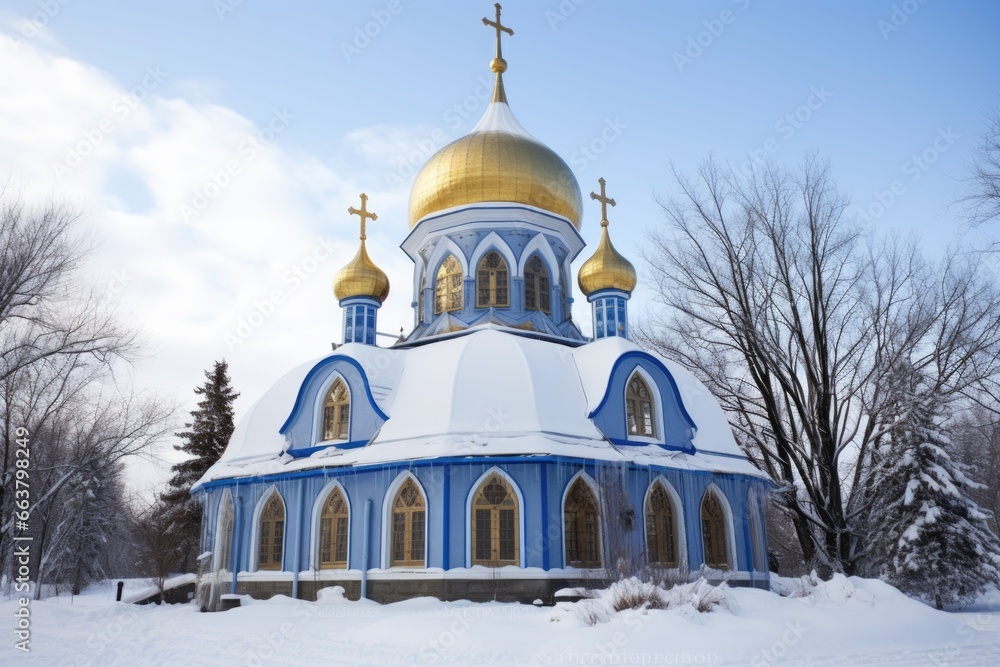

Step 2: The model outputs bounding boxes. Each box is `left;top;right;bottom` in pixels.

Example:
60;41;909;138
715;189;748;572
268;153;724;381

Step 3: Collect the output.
578;222;637;296
333;240;390;303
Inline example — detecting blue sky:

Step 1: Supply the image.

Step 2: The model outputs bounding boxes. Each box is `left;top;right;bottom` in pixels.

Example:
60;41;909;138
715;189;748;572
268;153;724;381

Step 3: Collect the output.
1;0;997;486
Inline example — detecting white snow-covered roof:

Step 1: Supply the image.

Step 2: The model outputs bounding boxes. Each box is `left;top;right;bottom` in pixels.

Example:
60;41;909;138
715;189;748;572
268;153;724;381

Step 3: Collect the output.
195;329;764;488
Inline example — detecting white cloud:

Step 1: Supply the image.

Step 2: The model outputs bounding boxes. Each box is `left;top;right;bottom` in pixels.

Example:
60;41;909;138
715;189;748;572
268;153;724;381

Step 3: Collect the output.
1;29;420;489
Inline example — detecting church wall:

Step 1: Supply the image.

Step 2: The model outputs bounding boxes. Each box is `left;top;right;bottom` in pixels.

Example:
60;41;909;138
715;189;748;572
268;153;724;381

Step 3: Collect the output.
198;456;770;593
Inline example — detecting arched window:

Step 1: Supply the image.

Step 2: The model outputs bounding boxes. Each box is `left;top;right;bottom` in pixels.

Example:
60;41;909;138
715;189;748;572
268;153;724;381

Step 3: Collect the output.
471;473;519;567
524;255;551;313
323;378;350;441
435;255;463;314
626;374;656;437
391;478;426;567
257;492;285;571
215;492;234;576
476;251;509;308
645;482;678;567
564;477;601;568
701;489;730;570
319;487;349;569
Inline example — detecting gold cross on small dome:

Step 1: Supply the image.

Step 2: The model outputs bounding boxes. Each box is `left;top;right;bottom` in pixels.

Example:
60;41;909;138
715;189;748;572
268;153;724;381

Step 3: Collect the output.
348;193;378;241
590;177;617;227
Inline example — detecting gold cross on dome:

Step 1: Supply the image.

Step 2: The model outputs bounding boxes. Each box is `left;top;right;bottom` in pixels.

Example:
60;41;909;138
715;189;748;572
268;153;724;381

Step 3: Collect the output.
348;193;378;241
482;3;513;64
590;177;617;227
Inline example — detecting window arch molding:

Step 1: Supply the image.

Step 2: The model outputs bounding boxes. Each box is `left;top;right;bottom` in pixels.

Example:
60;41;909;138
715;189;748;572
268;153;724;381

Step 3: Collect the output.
468;232;517;283
643;476;687;569
312;372;352;444
625;367;663;442
424;237;470;289
464;467;526;568
561;470;603;569
250;486;286;571
516;234;561;287
310;479;352;570
380;472;429;569
700;483;738;571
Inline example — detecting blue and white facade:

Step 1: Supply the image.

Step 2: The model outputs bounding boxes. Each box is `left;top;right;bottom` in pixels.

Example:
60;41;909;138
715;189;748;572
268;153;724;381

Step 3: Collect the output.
192;48;770;608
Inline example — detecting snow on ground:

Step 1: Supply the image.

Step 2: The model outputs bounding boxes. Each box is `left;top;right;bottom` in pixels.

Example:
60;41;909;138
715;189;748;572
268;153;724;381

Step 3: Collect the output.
3;576;1000;666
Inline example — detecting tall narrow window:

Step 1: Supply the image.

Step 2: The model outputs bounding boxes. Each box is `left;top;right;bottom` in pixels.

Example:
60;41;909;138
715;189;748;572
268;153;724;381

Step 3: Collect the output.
524;255;551;313
471;473;520;567
701;490;730;570
257;492;285;571
215;493;234;576
390;478;426;567
319;487;349;569
645;482;678;567
626;374;655;437
476;251;509;308
322;378;350;441
564;478;601;568
435;255;464;314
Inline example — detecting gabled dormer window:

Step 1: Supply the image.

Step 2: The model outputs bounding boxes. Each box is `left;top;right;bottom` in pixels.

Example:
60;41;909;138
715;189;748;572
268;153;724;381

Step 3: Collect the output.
323;378;350;441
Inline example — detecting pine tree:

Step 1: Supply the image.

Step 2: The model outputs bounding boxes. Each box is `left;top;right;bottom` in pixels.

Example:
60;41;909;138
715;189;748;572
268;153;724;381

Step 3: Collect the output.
161;360;239;571
879;387;1000;609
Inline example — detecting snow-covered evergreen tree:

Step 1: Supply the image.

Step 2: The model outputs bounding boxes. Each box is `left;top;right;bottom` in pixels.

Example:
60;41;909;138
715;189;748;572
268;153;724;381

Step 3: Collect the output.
161;360;238;571
879;386;1000;608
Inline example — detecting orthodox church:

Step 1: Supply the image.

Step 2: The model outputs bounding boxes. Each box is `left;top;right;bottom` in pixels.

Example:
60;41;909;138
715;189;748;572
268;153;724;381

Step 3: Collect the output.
193;5;770;608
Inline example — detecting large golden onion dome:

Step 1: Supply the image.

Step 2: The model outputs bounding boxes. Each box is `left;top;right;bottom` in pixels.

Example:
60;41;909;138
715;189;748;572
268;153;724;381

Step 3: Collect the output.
334;193;390;303
407;13;582;229
578;178;637;296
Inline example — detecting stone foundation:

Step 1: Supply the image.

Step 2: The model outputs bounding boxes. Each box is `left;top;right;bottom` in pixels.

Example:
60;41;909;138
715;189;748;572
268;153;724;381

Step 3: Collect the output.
230;574;767;606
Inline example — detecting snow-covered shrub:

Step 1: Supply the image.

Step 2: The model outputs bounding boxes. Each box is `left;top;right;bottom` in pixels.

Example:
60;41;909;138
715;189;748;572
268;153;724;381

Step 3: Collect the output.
604;577;665;612
560;577;732;625
660;577;732;613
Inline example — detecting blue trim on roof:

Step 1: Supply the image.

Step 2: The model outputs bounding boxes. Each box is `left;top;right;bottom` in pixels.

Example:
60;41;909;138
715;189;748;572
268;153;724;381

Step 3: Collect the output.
288;440;369;458
607;437;691;453
193;453;765;493
279;355;390;434
588;350;698;431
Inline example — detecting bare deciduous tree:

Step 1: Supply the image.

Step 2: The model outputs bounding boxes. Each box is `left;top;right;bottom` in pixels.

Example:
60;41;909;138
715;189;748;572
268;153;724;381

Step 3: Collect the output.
133;496;184;604
960;105;1000;231
0;189;173;594
639;156;1000;575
